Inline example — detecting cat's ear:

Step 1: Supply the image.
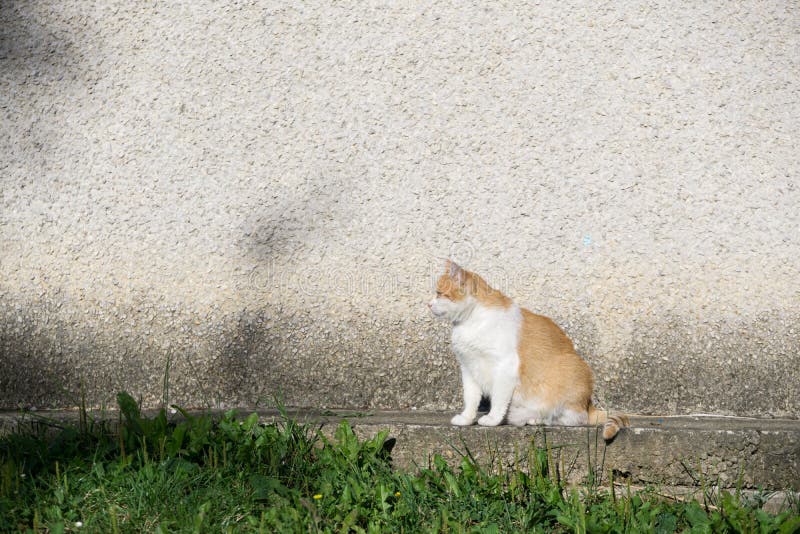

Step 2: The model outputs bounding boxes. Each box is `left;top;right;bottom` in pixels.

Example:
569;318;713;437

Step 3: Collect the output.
446;259;465;284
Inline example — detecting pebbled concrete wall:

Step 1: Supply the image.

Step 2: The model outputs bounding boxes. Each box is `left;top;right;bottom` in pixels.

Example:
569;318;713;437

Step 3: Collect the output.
1;1;798;416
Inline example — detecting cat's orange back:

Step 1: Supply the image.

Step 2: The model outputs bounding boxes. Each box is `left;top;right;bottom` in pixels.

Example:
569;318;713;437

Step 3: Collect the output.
516;308;594;415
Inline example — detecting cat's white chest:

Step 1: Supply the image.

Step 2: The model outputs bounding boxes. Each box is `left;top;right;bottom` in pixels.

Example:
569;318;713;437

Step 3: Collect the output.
451;304;521;393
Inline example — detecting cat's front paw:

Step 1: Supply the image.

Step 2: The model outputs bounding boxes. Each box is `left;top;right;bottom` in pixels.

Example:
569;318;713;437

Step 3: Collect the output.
477;414;503;427
450;414;475;426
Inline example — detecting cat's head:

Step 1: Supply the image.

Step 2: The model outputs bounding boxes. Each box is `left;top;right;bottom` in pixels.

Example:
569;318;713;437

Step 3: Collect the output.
429;260;475;321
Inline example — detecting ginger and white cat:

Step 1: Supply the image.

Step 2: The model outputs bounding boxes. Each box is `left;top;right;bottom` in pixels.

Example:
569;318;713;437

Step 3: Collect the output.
429;260;626;441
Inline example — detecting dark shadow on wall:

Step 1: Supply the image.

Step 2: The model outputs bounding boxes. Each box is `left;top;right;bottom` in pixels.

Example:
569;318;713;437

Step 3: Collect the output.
0;299;78;409
2;295;458;412
208;308;377;409
207;308;463;411
0;323;69;411
612;312;800;418
0;298;189;411
0;300;146;410
9;293;798;416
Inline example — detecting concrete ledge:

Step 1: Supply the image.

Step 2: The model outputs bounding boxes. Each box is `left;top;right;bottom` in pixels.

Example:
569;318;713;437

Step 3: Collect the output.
287;411;800;492
2;409;798;492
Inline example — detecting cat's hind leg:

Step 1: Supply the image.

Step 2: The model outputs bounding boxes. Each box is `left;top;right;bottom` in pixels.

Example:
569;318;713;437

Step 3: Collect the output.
507;408;532;427
507;394;546;427
556;407;589;426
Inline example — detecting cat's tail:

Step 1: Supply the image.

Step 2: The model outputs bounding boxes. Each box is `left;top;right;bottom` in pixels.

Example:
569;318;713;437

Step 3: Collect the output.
588;403;629;441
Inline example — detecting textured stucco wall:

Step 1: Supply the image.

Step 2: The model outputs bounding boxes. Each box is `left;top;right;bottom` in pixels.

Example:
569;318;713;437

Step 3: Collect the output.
2;1;798;416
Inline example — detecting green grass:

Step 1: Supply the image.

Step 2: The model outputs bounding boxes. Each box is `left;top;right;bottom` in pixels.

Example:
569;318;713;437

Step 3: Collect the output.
1;393;798;533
